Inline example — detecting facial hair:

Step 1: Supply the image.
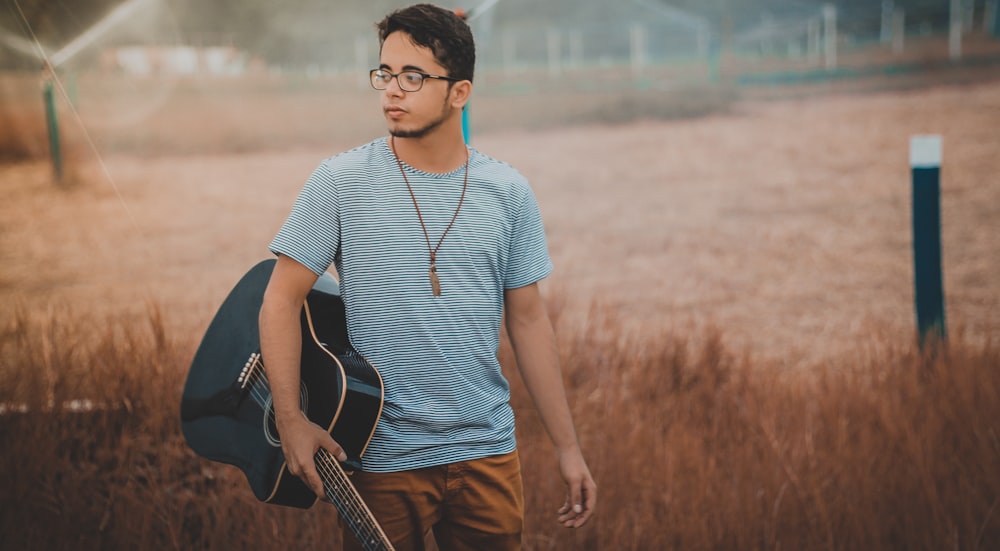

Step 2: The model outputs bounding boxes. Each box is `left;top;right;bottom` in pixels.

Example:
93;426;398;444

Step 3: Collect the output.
389;95;453;139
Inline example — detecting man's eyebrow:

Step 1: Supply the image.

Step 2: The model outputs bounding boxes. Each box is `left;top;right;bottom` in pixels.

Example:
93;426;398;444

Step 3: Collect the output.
378;62;428;73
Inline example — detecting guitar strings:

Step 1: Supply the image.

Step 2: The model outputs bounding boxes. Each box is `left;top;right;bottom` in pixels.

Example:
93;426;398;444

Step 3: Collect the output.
242;353;391;549
315;451;391;549
315;454;371;524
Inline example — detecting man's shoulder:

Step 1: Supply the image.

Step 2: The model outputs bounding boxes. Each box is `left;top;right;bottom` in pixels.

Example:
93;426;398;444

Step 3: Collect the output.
470;148;529;188
318;138;390;175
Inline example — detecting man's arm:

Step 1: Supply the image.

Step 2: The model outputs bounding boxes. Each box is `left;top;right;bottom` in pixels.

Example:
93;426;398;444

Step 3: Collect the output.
504;282;597;528
259;254;347;499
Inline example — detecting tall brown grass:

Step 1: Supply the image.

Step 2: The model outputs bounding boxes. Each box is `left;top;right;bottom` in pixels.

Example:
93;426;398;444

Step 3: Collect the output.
0;104;49;162
1;303;998;550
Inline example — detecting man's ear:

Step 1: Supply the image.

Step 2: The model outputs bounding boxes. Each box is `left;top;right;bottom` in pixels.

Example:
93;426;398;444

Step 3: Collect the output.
450;80;472;109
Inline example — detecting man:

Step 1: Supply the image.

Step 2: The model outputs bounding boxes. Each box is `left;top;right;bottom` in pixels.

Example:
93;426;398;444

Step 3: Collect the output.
259;4;596;549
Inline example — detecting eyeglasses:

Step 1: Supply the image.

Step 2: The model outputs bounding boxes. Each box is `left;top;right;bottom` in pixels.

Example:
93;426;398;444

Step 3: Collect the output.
370;69;461;92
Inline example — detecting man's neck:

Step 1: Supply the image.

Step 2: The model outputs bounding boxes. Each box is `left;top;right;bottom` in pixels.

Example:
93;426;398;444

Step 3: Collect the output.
391;128;467;174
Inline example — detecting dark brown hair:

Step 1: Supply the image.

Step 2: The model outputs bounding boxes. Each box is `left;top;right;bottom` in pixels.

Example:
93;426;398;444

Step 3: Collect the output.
376;3;475;83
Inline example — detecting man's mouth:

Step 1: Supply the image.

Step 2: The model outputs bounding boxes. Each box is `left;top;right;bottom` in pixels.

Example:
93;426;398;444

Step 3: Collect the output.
384;105;406;117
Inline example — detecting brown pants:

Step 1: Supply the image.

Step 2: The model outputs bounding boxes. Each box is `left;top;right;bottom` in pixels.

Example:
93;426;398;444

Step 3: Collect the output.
341;450;524;551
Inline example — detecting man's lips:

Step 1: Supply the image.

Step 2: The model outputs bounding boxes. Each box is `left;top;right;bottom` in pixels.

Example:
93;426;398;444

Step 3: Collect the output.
384;105;407;118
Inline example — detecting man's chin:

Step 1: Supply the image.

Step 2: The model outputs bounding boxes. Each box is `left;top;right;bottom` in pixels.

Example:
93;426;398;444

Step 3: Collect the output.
389;127;429;139
388;116;447;140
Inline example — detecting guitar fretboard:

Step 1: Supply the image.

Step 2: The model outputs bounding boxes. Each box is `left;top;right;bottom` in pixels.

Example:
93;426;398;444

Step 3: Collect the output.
315;451;395;551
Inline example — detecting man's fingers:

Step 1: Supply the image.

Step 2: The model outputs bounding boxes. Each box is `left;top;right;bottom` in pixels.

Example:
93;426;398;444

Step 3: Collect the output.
557;493;582;525
321;439;347;463
569;484;583;518
303;466;327;500
557;478;596;528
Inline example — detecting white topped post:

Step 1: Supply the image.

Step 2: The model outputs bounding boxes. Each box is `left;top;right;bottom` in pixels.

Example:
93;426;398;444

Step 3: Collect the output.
909;135;946;346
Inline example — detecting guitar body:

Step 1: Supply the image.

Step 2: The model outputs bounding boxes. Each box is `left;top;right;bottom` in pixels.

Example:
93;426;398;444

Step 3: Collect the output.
181;259;385;509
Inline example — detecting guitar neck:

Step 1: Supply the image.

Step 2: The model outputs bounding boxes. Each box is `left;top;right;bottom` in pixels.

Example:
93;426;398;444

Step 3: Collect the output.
314;450;395;551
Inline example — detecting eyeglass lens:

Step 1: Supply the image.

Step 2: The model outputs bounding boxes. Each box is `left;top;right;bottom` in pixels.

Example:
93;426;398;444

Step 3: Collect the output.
372;70;424;92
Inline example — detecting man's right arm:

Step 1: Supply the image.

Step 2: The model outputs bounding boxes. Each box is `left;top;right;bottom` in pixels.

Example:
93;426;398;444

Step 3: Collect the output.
259;254;347;499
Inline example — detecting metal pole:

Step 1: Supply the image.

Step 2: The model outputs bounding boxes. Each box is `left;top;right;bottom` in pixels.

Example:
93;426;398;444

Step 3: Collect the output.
822;4;837;70
354;36;369;90
881;0;894;43
910;135;947;346
807;18;821;64
547;28;561;78
43;77;63;183
892;9;906;54
568;31;584;69
949;0;963;61
501;29;516;76
630;24;646;81
987;0;1000;36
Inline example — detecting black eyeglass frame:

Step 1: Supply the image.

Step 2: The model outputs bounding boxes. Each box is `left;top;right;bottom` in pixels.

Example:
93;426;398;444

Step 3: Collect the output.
369;68;462;92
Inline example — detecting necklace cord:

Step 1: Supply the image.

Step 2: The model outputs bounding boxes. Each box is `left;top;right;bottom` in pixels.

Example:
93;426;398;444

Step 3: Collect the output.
390;136;469;295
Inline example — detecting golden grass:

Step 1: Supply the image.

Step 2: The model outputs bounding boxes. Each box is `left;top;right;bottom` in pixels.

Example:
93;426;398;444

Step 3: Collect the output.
0;108;45;162
1;305;997;550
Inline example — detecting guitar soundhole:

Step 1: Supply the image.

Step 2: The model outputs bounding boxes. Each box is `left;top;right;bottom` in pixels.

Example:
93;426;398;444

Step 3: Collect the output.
262;383;310;448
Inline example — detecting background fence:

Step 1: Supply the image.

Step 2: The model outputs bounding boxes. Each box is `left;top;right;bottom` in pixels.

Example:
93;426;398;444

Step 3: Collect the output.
3;0;1000;80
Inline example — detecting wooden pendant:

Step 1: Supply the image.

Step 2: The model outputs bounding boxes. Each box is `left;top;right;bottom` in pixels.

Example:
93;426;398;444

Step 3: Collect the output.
429;264;441;296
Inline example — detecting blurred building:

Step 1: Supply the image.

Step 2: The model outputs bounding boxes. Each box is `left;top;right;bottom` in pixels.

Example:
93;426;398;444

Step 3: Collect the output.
98;45;250;76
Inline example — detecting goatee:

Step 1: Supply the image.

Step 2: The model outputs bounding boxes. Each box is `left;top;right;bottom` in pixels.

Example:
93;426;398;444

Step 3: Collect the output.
389;97;453;139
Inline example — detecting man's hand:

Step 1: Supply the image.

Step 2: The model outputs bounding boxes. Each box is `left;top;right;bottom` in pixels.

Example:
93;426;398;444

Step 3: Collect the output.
276;410;347;500
556;445;597;528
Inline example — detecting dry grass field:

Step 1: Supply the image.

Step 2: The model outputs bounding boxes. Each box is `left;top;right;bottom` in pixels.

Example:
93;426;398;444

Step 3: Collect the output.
1;40;999;549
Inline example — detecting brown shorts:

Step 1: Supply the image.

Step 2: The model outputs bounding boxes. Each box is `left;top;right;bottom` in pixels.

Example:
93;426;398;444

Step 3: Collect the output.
342;450;524;551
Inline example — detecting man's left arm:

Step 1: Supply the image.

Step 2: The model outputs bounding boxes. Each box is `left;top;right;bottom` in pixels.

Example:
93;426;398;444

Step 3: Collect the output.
504;282;597;528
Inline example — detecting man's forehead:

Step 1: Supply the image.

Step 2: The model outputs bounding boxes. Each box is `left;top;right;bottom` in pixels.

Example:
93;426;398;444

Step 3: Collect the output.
380;32;440;69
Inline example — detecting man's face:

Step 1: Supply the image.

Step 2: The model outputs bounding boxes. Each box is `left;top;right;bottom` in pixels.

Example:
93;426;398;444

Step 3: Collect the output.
378;31;456;139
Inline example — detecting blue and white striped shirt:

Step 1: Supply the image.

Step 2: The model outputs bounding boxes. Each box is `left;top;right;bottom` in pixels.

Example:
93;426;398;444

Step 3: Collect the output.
269;137;552;472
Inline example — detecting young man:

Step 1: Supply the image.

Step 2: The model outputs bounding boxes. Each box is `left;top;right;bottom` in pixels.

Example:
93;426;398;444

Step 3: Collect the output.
259;4;596;549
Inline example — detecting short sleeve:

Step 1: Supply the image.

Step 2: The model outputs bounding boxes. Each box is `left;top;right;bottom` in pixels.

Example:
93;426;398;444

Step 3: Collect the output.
268;162;341;276
504;184;553;289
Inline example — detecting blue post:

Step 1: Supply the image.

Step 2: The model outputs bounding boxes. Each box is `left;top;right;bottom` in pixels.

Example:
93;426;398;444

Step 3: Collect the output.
462;104;470;144
456;7;471;145
909;135;946;346
993;0;1000;37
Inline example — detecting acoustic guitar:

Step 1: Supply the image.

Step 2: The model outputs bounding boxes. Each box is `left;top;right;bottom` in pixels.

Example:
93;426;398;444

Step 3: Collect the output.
180;259;394;551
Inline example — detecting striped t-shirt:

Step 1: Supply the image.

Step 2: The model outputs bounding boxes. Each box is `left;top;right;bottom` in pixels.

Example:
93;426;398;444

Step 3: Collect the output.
269;137;553;473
